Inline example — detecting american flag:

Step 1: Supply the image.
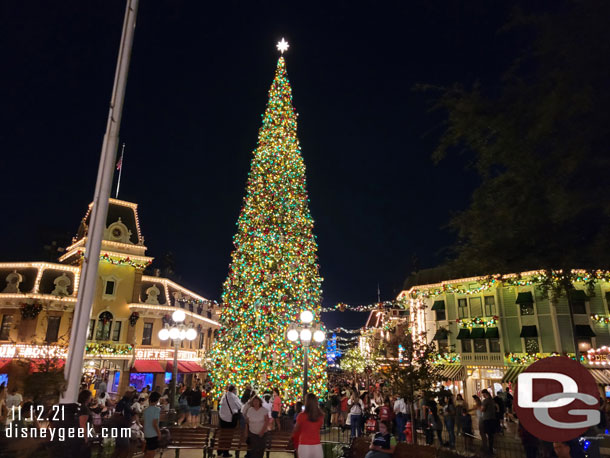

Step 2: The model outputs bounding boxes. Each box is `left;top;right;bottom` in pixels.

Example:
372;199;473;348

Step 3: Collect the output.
116;153;123;171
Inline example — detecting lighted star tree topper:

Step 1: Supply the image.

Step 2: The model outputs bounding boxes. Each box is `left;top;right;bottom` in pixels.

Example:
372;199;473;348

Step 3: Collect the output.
209;40;327;403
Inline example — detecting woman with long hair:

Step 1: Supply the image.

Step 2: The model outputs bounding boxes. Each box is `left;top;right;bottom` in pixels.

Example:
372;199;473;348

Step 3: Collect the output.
292;393;324;458
471;395;486;452
348;391;364;439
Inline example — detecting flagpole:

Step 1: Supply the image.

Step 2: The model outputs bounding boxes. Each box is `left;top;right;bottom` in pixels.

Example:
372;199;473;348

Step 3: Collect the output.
61;0;139;404
116;143;125;198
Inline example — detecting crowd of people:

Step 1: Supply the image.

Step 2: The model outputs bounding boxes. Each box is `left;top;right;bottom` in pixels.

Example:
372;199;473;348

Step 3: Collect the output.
2;374;610;457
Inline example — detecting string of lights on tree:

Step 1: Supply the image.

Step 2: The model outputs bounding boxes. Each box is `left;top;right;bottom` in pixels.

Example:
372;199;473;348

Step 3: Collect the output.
410;269;610;298
208;47;326;403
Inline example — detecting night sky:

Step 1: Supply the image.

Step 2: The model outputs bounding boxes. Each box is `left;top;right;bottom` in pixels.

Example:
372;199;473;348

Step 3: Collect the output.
1;1;522;330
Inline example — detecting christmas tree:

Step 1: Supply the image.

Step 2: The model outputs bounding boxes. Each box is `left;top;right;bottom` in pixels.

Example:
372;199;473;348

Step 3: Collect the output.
209;48;327;403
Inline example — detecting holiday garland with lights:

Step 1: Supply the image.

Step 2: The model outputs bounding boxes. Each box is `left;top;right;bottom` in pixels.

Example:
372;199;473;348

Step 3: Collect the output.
456;316;499;328
209;54;326;403
410;269;610;299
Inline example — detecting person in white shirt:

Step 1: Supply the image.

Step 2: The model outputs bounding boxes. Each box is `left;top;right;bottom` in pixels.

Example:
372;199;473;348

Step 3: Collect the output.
6;388;22;411
347;393;364;438
393;396;407;441
262;393;273;419
219;385;243;458
242;395;271;458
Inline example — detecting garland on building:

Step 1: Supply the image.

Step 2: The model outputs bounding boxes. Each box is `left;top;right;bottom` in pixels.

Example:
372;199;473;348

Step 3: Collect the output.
504;352;587;365
77;250;153;269
128;312;140;327
591;314;610;324
431;353;460;364
20;303;43;319
410;269;610;299
456;316;499;328
85;342;133;356
328;327;361;334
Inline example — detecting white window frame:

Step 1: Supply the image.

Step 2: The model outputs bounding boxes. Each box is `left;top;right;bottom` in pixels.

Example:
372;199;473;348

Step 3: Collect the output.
101;275;121;300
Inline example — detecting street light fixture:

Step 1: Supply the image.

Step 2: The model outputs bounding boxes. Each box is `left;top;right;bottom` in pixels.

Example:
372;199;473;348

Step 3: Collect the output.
286;310;325;401
158;311;198;409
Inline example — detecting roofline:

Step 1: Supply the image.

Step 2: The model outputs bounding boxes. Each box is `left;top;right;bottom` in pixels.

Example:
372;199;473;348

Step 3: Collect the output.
398;268;598;298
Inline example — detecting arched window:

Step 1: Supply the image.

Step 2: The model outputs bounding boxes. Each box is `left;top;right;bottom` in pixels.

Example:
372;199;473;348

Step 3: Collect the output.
96;311;113;341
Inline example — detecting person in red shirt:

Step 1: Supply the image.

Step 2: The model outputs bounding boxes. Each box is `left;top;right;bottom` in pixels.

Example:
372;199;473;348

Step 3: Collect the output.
339;392;349;427
378;398;392;422
292;393;324;458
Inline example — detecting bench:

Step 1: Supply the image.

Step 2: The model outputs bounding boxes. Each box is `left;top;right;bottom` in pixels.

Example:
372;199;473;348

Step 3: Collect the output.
265;431;295;458
348;436;438;458
160;426;214;458
207;428;248;458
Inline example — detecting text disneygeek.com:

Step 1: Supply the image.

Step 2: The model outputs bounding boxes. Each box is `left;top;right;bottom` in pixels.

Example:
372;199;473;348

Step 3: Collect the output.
4;425;131;441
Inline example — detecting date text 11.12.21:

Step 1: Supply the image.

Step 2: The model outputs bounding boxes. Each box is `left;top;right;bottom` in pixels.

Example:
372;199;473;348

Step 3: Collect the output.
10;405;65;422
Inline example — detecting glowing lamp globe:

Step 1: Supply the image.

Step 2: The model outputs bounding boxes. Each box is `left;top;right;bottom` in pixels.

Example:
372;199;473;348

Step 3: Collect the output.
169;327;180;340
172;309;186;323
300;310;314;324
179;329;187;340
287;329;299;341
313;330;325;343
300;328;312;342
186;328;197;341
158;327;170;341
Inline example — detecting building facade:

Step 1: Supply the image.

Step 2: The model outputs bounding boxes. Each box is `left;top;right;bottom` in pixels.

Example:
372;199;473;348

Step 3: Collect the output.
398;270;610;398
0;198;220;395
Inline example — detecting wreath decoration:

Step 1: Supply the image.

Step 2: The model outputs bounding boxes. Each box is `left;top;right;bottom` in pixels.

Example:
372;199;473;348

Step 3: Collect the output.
20;303;43;320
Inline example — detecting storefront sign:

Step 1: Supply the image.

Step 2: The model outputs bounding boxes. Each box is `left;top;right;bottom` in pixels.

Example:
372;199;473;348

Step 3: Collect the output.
586;347;610;365
0;344;68;359
134;348;198;361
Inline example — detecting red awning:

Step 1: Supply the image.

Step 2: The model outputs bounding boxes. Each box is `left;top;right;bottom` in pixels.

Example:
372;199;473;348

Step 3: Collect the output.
0;359;12;373
183;362;206;373
133;360;164;373
30;359;65;373
165;361;193;373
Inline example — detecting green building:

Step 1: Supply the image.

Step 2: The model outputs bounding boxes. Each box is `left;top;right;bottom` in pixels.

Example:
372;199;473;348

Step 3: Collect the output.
398;269;610;398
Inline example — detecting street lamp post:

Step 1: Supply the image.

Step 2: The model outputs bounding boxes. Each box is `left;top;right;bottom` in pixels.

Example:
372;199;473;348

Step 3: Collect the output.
287;310;325;401
158;309;198;410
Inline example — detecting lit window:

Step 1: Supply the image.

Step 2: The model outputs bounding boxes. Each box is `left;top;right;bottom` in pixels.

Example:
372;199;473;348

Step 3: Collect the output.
577;338;592;352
